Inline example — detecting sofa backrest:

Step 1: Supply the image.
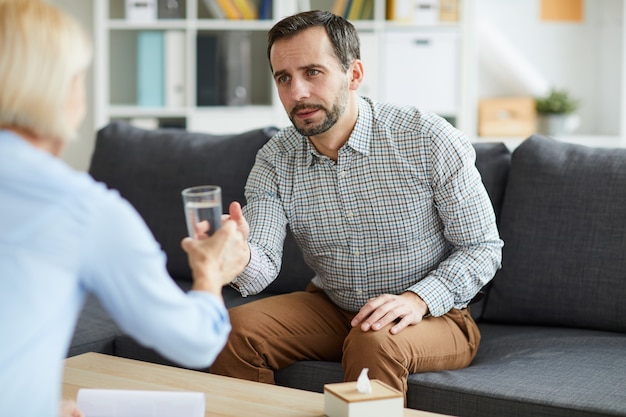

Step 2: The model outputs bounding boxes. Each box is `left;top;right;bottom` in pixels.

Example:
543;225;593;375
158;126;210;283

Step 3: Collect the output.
473;142;511;223
482;135;626;333
90;122;511;297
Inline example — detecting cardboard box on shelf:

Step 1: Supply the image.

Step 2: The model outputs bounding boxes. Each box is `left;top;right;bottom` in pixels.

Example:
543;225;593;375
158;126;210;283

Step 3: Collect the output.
478;97;537;137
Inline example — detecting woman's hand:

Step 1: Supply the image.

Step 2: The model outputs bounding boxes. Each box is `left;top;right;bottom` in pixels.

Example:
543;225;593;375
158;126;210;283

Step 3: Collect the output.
181;203;250;296
59;400;83;417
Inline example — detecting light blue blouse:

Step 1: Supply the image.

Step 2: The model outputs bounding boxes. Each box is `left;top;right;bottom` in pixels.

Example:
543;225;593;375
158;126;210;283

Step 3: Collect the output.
0;130;230;417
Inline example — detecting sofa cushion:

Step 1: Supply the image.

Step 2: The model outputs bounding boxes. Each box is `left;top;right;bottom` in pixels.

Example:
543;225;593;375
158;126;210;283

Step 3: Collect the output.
68;295;121;357
90;122;315;291
482;135;626;332
408;323;626;417
90;122;276;281
274;324;626;417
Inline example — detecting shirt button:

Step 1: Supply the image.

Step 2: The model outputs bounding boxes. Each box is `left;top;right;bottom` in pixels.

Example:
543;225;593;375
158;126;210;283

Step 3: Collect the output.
346;211;354;218
339;170;347;178
353;251;361;257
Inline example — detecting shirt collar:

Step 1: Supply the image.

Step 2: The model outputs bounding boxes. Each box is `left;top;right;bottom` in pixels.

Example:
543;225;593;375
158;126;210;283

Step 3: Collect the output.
345;96;373;156
304;96;373;166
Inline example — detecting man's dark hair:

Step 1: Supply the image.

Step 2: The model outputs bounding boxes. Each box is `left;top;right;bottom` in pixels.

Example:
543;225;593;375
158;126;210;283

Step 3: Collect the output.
267;10;361;72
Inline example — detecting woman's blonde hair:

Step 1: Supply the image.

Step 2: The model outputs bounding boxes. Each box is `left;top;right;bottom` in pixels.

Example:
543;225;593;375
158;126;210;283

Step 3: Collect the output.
0;0;92;142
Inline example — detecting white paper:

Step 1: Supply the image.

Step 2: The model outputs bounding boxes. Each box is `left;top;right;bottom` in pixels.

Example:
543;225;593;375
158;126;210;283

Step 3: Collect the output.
77;389;205;417
356;368;372;395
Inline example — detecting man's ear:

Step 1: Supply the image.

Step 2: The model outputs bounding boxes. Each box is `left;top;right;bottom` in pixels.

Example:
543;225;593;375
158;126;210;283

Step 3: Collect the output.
348;59;364;91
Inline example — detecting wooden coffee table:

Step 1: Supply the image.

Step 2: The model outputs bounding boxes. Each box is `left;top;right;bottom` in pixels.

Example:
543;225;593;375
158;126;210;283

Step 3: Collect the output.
62;353;445;417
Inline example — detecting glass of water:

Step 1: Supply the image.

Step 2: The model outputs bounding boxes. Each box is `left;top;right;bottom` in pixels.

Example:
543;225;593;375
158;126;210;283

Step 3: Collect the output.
181;185;222;239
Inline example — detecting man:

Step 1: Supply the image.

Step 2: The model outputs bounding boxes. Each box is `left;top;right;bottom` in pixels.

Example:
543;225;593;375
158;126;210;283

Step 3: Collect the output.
211;10;503;399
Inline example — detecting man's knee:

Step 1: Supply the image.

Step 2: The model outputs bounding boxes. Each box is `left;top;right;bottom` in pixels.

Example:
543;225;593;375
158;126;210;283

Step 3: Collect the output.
343;326;402;366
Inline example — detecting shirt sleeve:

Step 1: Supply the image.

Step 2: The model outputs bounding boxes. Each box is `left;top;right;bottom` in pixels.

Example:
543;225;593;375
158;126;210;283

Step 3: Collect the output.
80;184;230;369
231;145;289;296
409;122;503;317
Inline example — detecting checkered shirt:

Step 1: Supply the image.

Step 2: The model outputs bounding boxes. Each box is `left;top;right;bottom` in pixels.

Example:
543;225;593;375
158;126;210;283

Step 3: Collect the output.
233;97;503;316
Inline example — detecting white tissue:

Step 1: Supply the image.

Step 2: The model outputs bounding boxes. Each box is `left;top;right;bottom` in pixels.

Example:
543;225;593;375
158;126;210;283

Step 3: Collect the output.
356;368;372;394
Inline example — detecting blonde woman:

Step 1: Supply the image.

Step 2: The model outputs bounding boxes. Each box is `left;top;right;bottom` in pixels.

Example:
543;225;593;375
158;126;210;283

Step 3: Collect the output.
0;1;249;416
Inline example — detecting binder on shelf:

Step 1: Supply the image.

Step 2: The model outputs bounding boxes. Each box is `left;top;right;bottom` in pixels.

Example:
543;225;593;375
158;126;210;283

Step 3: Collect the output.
196;34;220;106
165;30;186;107
202;0;225;19
220;31;251;106
197;32;251;106
126;0;157;21
137;31;164;107
157;0;185;19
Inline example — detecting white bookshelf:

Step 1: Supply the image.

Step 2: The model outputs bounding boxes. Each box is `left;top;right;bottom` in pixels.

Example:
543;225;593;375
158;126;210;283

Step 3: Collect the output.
93;0;626;148
93;0;471;134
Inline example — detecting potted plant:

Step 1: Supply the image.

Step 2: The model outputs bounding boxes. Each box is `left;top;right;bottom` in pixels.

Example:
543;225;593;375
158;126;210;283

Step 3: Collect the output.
535;88;579;136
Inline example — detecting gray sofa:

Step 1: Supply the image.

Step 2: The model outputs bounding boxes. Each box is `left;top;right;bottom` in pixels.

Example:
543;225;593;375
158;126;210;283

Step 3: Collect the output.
70;121;626;417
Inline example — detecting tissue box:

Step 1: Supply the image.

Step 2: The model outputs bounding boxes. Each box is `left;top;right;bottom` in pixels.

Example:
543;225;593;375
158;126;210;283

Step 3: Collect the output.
324;380;403;417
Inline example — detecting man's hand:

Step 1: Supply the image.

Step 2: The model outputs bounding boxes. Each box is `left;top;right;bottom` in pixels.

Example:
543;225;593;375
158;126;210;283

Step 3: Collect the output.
181;209;249;296
59;400;83;417
222;201;250;242
350;292;429;335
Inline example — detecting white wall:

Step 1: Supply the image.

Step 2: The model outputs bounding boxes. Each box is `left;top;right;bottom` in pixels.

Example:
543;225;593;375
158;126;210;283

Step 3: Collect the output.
476;0;623;135
49;0;96;171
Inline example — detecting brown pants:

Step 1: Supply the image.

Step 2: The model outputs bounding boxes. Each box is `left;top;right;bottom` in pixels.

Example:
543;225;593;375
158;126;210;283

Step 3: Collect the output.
211;284;480;401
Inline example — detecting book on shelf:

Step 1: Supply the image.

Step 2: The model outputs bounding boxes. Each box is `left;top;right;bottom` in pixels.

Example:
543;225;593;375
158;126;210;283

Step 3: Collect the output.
136;31;164;107
208;0;262;20
202;0;225;18
332;0;372;20
164;30;186;107
332;0;349;16
216;0;243;19
232;0;258;19
348;0;374;20
347;0;364;20
259;0;272;19
157;0;185;19
361;0;374;19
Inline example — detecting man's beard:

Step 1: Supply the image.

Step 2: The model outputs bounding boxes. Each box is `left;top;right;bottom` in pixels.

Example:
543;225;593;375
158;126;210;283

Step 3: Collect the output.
289;86;348;137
